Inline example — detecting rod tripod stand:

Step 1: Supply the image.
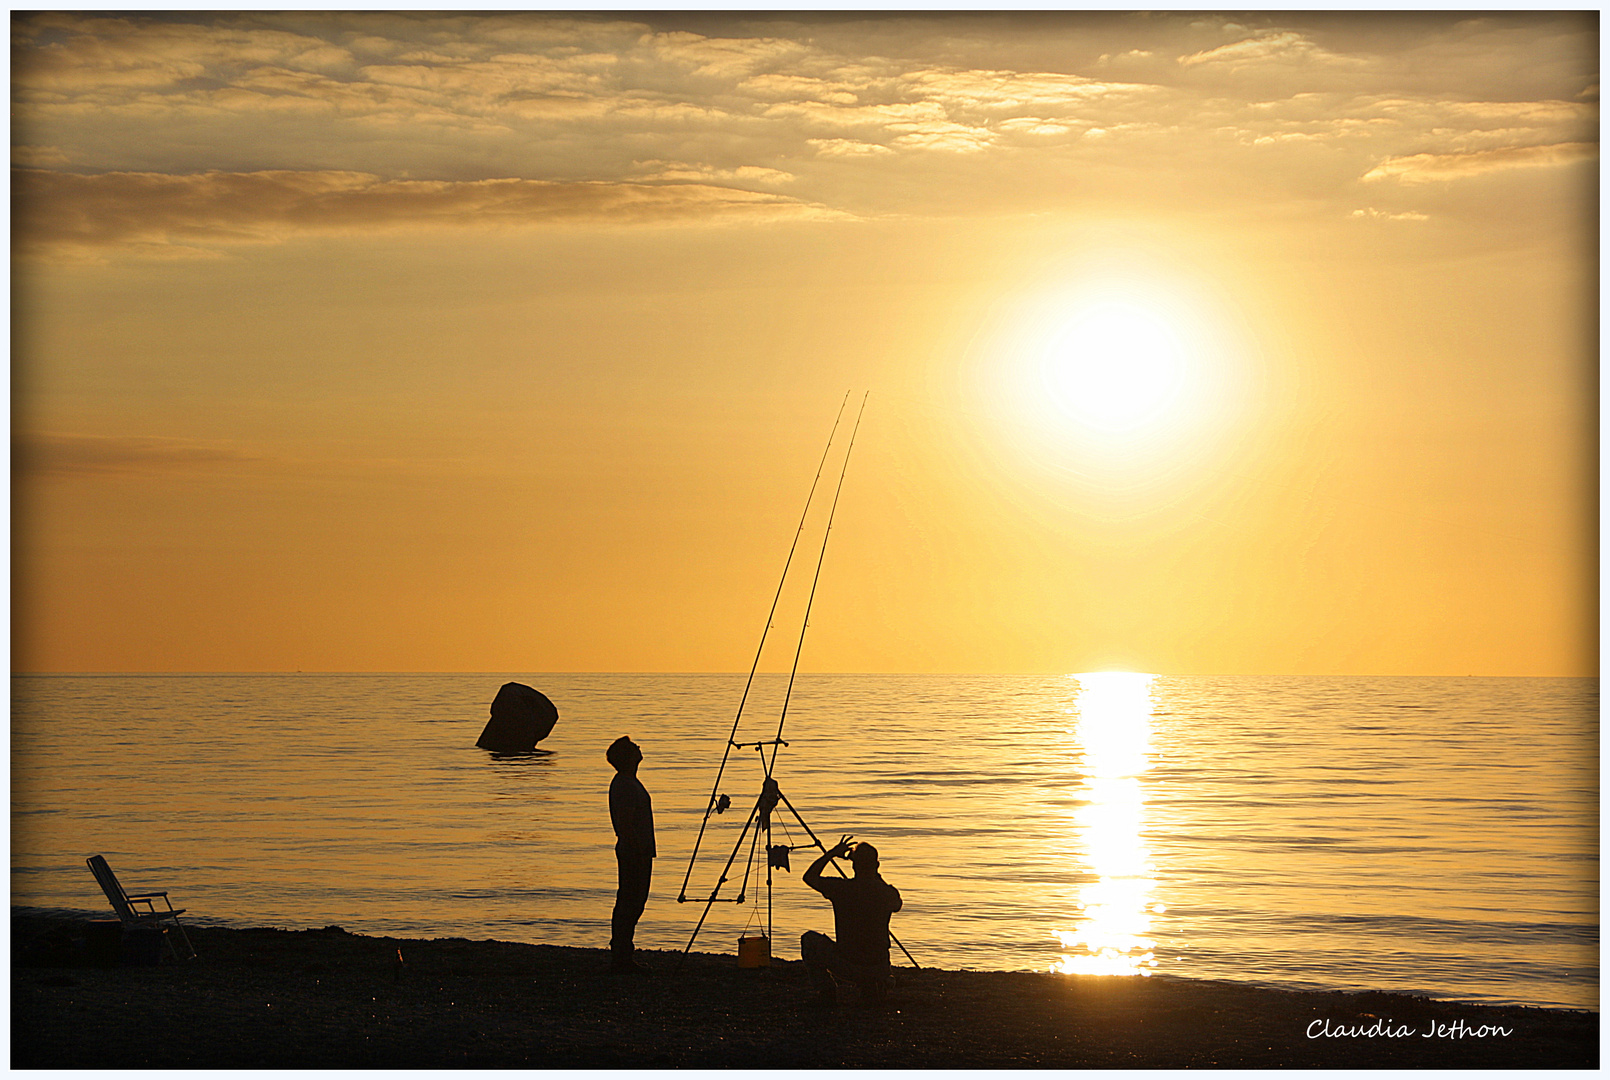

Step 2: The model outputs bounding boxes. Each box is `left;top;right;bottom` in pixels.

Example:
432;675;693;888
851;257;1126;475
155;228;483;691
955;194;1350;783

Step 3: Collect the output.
674;392;915;969
676;738;919;969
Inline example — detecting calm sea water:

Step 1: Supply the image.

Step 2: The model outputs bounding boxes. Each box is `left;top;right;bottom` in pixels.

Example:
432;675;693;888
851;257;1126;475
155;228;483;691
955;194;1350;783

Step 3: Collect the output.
11;673;1598;1010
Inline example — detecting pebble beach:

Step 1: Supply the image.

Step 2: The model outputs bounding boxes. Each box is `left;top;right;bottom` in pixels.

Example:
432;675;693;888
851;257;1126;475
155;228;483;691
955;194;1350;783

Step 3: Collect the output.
10;915;1597;1069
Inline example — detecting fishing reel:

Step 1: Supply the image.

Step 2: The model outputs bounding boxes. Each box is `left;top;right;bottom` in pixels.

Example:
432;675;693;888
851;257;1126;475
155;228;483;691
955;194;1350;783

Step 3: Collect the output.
708;780;804;871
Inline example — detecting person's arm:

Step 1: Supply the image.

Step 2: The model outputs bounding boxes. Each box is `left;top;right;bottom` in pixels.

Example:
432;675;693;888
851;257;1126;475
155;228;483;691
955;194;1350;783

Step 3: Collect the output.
638;786;656;857
628;784;656;851
803;834;854;890
609;778;627;840
610;778;653;851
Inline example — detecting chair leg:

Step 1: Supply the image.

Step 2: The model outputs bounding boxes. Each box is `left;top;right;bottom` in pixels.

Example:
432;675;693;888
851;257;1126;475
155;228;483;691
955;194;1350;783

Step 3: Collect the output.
170;919;197;960
158;920;196;961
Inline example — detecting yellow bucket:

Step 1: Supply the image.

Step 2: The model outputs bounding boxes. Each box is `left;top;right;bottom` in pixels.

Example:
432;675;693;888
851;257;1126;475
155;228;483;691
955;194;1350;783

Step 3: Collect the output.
737;934;771;968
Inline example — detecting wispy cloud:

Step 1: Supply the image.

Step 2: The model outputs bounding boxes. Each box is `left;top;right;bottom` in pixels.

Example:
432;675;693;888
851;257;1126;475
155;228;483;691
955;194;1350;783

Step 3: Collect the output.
632;160;796;186
10;12;1597;252
645;29;810;80
15;433;262;477
901;68;1159;112
13;432;501;481
11;145;72;166
1362;142;1596;184
1349;206;1430;222
13;167;849;258
806;138;895;158
1179;31;1368;72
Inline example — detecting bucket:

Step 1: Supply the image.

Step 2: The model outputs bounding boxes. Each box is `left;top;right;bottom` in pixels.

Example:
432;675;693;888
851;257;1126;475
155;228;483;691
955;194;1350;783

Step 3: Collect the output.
737;934;771;968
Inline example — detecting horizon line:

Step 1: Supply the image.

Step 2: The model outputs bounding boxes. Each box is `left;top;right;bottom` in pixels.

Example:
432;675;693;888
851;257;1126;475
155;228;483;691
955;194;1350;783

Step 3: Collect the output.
9;670;1590;679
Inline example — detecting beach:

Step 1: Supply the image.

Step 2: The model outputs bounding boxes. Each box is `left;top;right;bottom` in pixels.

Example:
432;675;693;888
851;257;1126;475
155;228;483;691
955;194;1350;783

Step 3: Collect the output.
11;916;1596;1069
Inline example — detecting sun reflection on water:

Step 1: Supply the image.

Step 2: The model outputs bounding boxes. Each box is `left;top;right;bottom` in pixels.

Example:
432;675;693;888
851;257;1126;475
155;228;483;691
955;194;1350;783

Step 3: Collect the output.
1054;671;1163;976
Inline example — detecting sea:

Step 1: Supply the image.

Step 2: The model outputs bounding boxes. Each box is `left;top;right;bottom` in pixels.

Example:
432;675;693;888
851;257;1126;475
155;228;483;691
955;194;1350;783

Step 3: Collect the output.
10;672;1598;1011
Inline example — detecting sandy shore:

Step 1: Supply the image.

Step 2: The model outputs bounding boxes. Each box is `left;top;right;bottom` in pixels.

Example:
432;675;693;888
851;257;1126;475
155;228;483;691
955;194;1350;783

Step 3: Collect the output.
11;915;1597;1069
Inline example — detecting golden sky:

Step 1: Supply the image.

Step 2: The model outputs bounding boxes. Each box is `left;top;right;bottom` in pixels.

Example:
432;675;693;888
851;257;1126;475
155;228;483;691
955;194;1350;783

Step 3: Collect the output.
12;11;1598;675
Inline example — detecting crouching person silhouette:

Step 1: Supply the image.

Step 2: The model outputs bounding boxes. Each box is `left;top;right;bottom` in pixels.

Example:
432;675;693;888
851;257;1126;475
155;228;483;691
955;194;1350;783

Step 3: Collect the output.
607;736;654;973
800;835;902;1005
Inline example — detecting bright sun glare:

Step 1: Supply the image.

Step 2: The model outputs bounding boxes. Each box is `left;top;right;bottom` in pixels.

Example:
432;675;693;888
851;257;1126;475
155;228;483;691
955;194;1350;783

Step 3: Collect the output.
982;261;1244;475
1053;670;1161;977
1039;300;1189;435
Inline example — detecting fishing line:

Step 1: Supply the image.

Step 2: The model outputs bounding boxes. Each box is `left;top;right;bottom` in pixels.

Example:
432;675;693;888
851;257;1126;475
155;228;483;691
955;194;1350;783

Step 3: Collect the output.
675;391;919;970
766;391;868;777
677;392;851;902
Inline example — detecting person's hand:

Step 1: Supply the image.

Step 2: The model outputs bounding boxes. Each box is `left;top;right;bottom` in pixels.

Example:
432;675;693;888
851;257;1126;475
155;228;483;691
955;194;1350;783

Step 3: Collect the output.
828;835;855;860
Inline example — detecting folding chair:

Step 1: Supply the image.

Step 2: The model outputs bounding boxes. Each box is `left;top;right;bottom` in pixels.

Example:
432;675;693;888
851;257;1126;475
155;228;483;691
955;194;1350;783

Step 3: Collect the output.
86;855;197;960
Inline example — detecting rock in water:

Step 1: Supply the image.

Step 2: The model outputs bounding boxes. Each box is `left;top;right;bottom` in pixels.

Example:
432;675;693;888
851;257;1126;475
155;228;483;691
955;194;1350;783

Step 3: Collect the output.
476;682;559;753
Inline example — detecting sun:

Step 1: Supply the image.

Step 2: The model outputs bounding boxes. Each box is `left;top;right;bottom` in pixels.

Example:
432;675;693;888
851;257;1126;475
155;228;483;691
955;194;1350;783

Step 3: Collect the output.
1038;299;1190;436
973;257;1248;485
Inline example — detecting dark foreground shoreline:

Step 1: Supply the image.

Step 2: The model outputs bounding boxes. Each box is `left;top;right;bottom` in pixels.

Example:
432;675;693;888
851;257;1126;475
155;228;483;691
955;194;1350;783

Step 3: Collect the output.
11;915;1597;1069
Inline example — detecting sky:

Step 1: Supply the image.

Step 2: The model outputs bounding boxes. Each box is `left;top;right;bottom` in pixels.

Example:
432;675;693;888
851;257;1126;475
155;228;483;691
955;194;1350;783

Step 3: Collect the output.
11;10;1598;675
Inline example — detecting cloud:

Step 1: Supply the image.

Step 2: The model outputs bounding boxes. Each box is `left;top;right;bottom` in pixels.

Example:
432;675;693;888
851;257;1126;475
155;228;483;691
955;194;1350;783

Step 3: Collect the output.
1349;206;1430;221
12;145;72;166
15;433;262;477
1362;142;1595;183
632;160;795;185
12;432;492;480
762;98;948;131
902;68;1156;113
16;12;357;94
644;30;809;80
10;13;1598;228
997;117;1079;137
888;122;996;154
13;167;850;258
750;67;1156;154
1178;31;1367;72
807;138;894;158
761;99;997;153
737;74;860;104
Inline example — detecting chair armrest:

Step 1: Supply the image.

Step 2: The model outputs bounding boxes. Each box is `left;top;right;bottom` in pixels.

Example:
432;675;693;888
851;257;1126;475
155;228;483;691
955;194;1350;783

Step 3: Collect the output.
128;895;182;917
124;891;168;899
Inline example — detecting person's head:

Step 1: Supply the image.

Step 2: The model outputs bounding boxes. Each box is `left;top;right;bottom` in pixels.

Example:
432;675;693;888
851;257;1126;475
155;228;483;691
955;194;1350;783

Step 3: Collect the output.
849;841;880;876
606;736;642;773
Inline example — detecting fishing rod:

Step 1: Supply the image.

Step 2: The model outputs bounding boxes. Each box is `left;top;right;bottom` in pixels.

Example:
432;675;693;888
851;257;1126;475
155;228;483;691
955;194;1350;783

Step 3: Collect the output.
763;392;867;776
744;393;919;967
676;392;851;904
676;393;919;970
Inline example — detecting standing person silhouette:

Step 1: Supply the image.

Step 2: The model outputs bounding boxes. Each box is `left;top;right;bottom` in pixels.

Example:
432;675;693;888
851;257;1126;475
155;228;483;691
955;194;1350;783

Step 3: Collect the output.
800;834;903;1005
606;736;655;973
